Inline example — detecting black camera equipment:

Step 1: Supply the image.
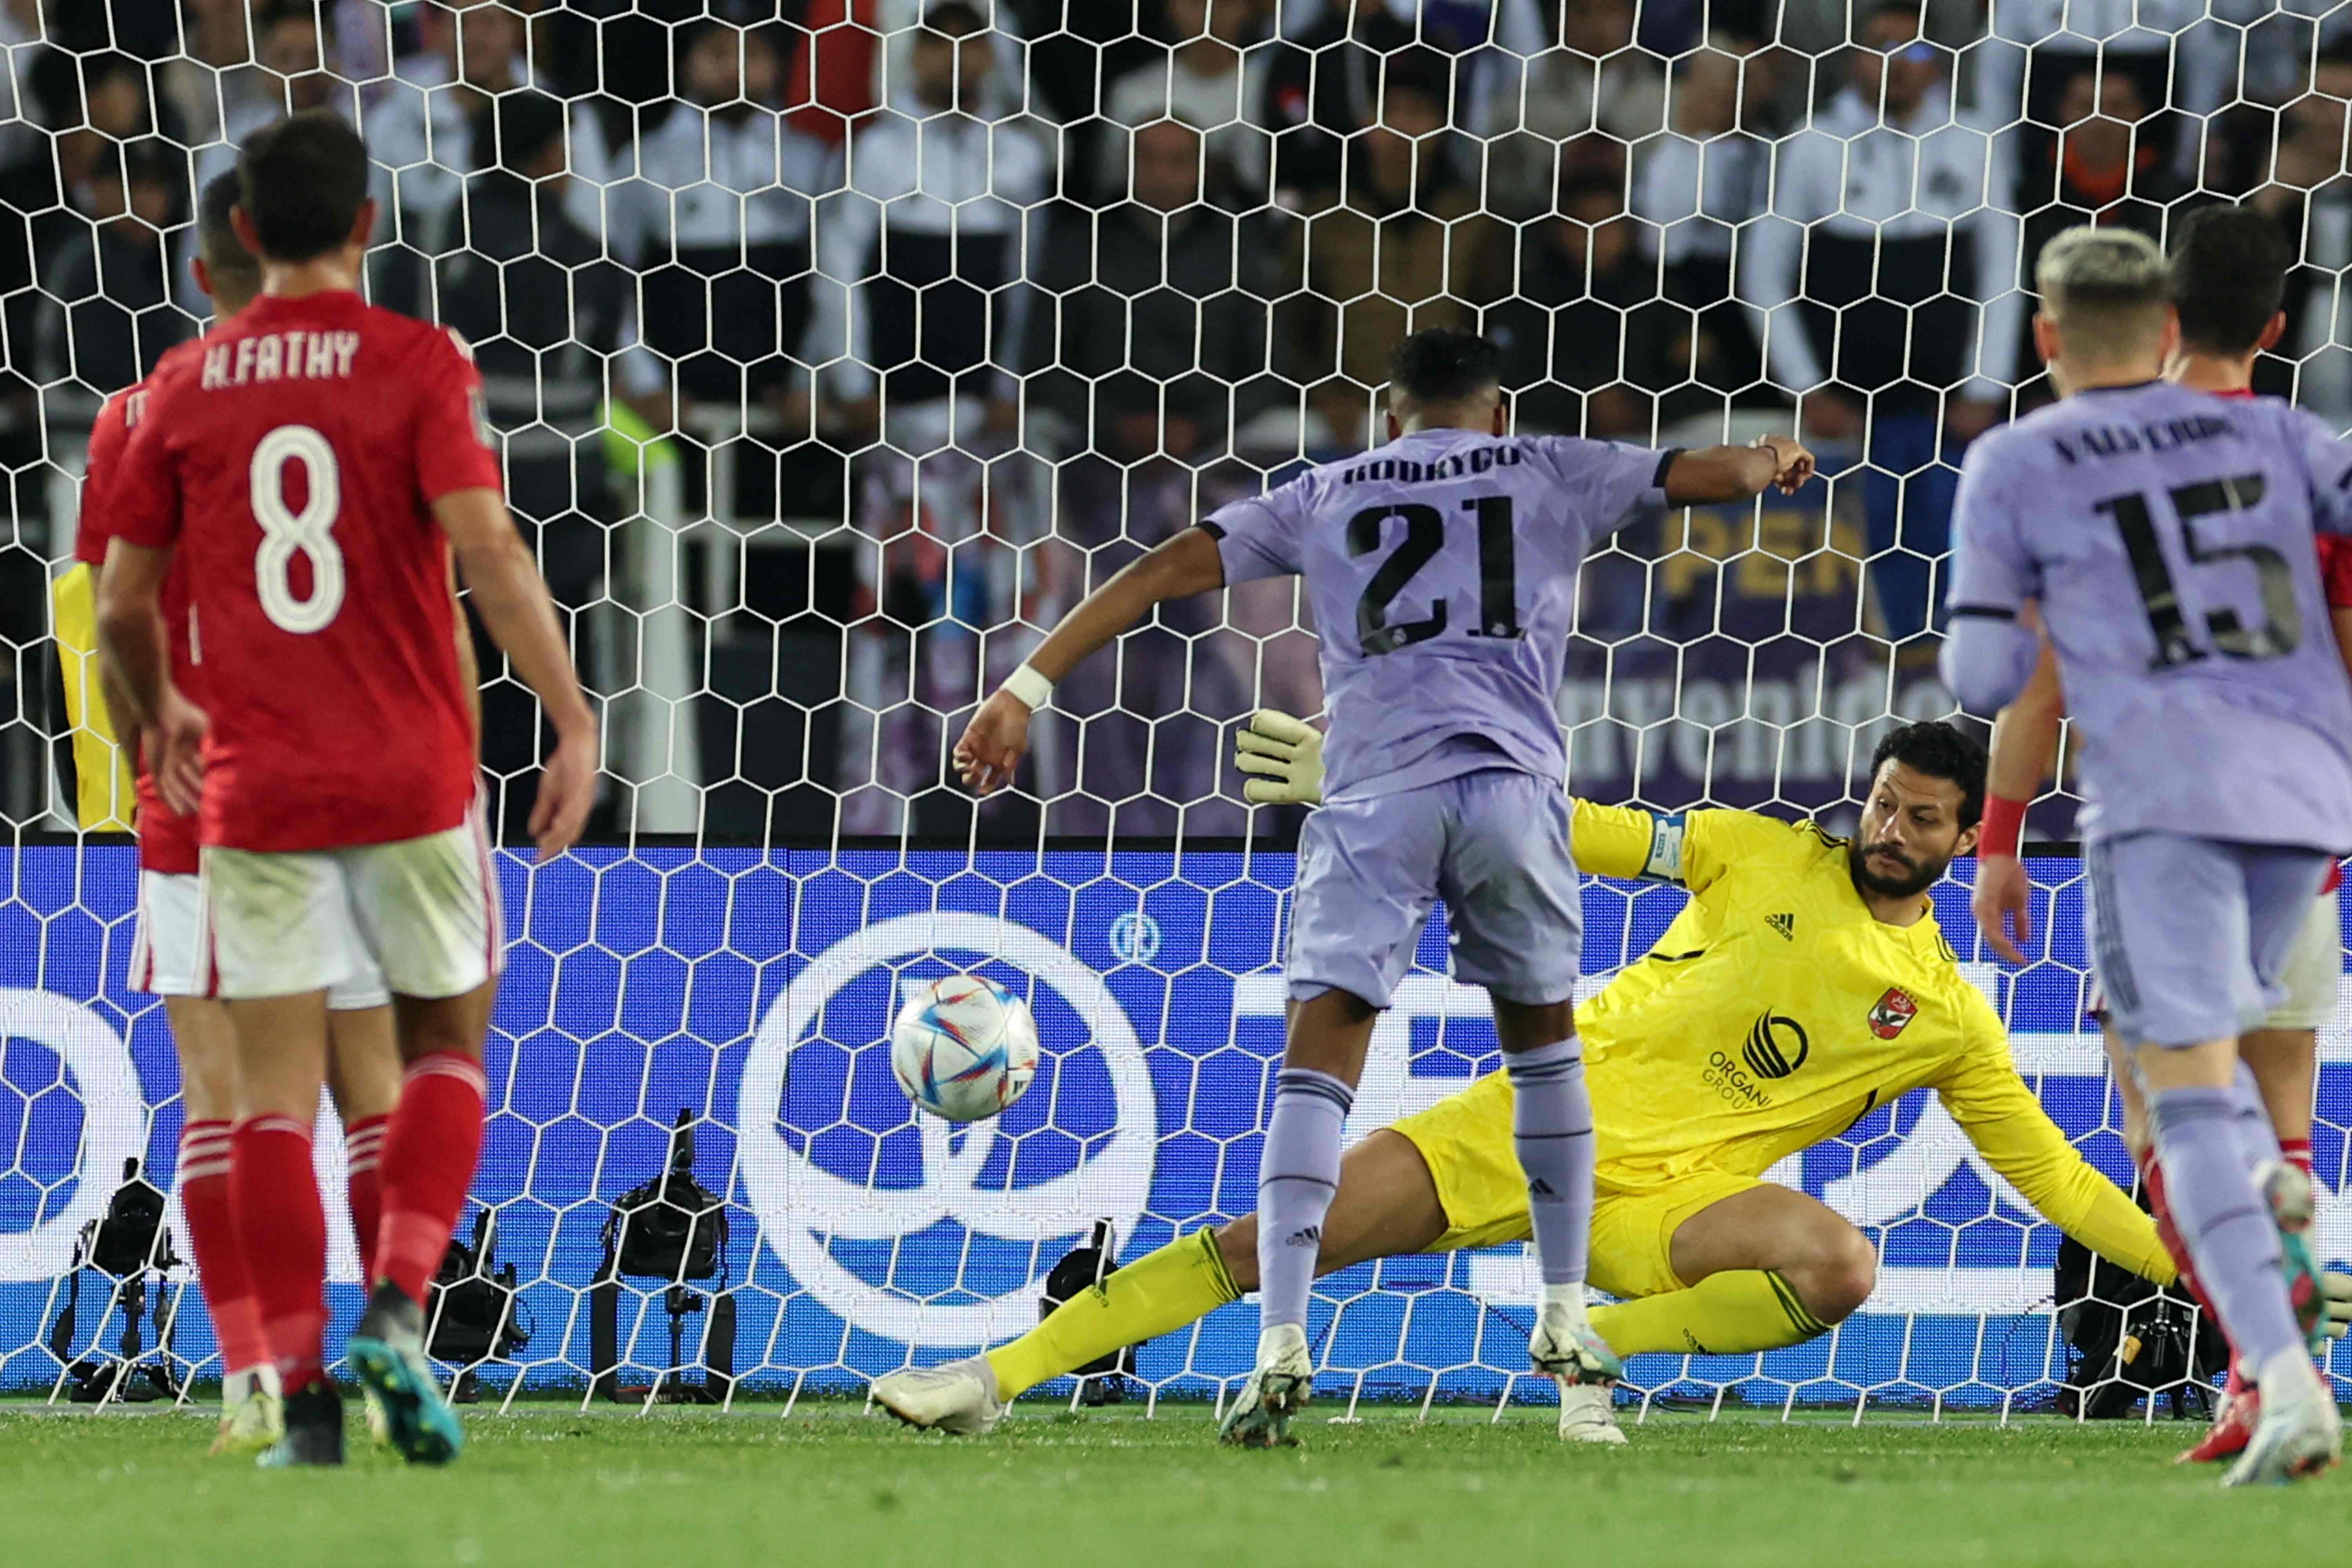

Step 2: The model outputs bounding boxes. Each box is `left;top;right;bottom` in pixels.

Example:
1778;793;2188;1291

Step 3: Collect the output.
425;1205;532;1404
1040;1219;1135;1406
2054;1201;2225;1420
590;1108;734;1403
46;1157;183;1403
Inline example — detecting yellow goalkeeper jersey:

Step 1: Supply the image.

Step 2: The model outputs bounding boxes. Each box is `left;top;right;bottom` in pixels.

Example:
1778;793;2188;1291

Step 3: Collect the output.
1570;802;2170;1283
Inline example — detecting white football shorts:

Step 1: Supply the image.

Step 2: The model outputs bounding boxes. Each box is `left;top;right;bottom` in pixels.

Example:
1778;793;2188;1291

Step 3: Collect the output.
2260;887;2342;1033
129;869;391;1009
200;811;503;1003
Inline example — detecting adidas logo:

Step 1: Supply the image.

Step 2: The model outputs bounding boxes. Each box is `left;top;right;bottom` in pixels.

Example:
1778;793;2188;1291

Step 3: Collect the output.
1285;1225;1322;1248
1528;1177;1557;1198
1766;912;1796;940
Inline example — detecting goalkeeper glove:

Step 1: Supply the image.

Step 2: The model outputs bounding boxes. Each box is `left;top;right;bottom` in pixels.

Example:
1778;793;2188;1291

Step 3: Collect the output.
1233;710;1325;807
2326;1270;2352;1339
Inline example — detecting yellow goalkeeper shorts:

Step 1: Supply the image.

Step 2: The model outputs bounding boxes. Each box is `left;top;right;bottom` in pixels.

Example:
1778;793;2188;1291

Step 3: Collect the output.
1392;1071;1766;1301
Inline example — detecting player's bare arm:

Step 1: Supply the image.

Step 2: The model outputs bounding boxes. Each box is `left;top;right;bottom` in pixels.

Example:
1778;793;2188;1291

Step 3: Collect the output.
954;527;1225;795
434;486;597;860
1975;632;2062;965
1661;436;1815;503
93;536;205;816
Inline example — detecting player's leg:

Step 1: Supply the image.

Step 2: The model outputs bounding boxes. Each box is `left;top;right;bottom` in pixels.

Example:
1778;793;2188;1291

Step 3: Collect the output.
339;815;501;1466
323;954;400;1285
1220;789;1441;1447
2241;883;2333;1188
2096;834;2336;1484
132;869;282;1452
203;844;353;1467
1586;1181;1874;1357
1441;772;1614;1386
877;1130;1452;1434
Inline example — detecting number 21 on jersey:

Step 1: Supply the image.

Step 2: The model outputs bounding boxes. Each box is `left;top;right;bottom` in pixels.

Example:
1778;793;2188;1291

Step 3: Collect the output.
249;423;345;634
1347;495;1521;655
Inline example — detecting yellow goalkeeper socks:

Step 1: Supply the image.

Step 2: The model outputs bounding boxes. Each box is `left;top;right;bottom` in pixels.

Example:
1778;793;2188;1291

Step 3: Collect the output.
985;1227;1242;1401
1588;1270;1832;1357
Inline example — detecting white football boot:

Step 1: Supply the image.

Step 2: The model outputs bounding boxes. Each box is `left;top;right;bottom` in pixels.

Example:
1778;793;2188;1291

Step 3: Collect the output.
2222;1347;2341;1487
871;1357;1008;1436
1218;1323;1314;1448
1530;1292;1625;1388
209;1367;284;1457
1557;1381;1630;1445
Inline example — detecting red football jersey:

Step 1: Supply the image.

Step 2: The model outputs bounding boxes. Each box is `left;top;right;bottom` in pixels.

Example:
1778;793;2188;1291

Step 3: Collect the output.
76;381;201;874
108;290;501;852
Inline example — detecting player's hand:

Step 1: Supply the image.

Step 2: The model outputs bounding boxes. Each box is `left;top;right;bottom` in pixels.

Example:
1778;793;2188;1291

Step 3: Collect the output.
152;689;208;818
527;721;599;863
1753;434;1815;495
1233;709;1326;807
1971;852;2034;966
954;690;1031;796
2324;1271;2352;1339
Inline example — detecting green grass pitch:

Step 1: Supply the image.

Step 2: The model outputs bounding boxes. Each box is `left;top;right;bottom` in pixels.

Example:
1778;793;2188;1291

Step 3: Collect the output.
3;1400;2339;1566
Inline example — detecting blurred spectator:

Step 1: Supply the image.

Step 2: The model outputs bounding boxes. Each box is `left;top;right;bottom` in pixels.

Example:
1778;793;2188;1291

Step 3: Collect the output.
2006;68;2199;395
1276;64;1504;448
362;0;612;264
1098;0;1270;207
1490;181;1670;439
1739;2;2007;657
40;140;191;396
617;20;834;417
1031;119;1282;459
192;2;361;194
1974;0;2227;191
1630;41;1766;412
1257;1;1420;203
875;0;1027;122
818;2;1051;833
1268;0;1546;155
437;90;648;838
1490;0;1668;216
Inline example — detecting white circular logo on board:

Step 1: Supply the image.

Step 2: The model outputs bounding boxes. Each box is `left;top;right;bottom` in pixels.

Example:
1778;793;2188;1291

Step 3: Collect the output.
1107;911;1161;965
735;913;1156;1346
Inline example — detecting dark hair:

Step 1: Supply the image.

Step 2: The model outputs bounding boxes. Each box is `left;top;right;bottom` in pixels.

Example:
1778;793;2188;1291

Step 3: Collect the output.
197;170;257;277
921;1;988;36
256;0;336;42
2169;204;2292;355
1871;720;1987;829
1388;328;1502;405
237;109;368;261
474;89;567;177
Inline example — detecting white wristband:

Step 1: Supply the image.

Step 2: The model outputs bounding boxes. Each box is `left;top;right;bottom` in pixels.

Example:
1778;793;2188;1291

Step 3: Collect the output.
1001;662;1053;711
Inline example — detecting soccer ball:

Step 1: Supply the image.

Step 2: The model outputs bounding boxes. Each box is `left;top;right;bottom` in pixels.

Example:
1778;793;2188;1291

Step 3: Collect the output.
890;975;1040;1122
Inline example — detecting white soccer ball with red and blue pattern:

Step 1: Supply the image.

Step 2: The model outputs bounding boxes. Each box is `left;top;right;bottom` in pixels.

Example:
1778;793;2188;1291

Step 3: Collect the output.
890;975;1040;1122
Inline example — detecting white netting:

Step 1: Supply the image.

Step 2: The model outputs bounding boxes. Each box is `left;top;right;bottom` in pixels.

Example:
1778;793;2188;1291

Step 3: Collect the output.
0;0;2347;1416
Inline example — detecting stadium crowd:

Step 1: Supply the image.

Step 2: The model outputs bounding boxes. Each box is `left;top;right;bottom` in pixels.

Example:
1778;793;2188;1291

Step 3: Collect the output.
7;0;2352;838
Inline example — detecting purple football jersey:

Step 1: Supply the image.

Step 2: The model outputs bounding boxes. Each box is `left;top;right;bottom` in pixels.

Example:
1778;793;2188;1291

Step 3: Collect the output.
1945;381;2352;848
1207;429;1673;800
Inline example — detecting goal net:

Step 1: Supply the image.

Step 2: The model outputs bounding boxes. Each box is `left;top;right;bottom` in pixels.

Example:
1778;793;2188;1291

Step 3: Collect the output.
0;0;2347;1418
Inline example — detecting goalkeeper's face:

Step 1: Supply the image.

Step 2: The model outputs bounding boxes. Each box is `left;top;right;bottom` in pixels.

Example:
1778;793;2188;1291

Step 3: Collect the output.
1849;760;1976;900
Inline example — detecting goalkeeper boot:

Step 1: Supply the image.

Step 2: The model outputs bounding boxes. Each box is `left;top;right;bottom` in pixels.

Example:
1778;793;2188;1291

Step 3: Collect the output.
2222;1348;2339;1487
210;1367;284;1457
1218;1323;1313;1449
1530;1297;1624;1388
2259;1161;2328;1352
1557;1381;1629;1446
255;1377;343;1468
871;1357;1007;1436
348;1281;464;1466
2176;1358;2254;1465
362;1385;393;1449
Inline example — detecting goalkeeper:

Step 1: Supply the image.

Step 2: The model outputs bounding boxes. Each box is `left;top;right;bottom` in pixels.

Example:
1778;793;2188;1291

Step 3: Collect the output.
879;717;2246;1442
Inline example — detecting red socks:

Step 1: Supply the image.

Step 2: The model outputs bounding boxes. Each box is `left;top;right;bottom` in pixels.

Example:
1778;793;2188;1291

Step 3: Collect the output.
374;1052;487;1301
343;1114;389;1283
2280;1136;2314;1183
229;1114;328;1388
178;1121;270;1377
